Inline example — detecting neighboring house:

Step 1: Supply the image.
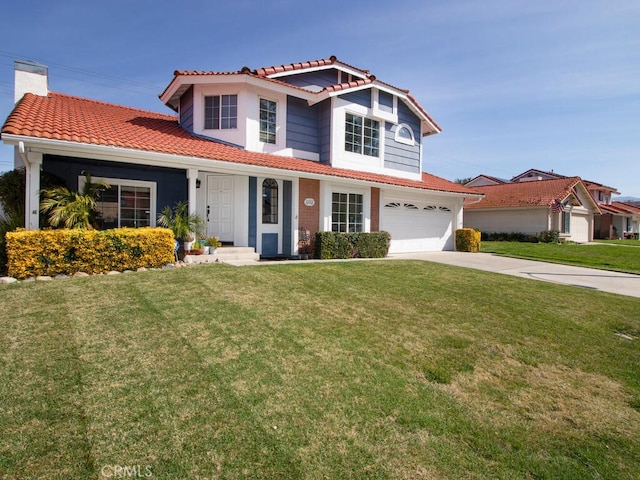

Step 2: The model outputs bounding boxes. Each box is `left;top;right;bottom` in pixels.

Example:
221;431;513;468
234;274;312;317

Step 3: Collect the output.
1;58;482;257
463;177;601;242
597;202;640;239
464;174;508;188
465;168;640;240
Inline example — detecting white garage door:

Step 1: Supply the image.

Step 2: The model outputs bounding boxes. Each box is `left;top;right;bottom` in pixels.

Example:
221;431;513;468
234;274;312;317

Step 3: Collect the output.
380;200;454;253
571;212;590;243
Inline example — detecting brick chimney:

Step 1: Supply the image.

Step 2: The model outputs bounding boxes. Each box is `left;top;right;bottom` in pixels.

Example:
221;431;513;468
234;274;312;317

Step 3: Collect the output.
14;60;48;103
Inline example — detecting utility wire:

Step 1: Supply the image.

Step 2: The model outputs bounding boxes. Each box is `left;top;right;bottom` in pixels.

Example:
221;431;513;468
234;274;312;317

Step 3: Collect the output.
0;50;163;91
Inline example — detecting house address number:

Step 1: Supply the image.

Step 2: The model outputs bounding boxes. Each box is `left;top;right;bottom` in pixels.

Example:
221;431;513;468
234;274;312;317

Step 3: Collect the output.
304;198;315;207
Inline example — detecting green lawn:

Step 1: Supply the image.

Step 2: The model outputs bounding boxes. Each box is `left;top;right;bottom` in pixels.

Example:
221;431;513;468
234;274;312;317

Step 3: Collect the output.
481;241;640;274
1;261;639;479
594;239;640;247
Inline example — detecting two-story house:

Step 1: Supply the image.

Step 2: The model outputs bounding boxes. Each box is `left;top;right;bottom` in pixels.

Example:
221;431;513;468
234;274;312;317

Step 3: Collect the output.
1;57;481;257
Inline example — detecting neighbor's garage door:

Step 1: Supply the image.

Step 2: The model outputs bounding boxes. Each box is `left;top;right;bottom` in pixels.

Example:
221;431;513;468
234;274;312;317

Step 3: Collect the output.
571;212;590;243
380;200;454;253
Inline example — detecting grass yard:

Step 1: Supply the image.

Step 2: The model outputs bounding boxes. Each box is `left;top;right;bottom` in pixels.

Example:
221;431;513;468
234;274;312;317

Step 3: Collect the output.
481;240;640;274
595;239;640;247
1;261;639;479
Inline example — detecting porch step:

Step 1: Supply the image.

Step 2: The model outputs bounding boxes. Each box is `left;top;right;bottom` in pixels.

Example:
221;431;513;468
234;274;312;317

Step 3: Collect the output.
183;246;260;265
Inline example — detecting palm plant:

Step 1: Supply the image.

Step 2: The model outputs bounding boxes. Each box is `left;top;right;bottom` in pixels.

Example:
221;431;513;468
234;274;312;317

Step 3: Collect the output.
157;201;203;240
39;173;109;229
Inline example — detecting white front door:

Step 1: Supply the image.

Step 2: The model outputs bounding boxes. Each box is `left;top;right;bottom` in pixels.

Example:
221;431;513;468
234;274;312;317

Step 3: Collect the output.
207;175;234;242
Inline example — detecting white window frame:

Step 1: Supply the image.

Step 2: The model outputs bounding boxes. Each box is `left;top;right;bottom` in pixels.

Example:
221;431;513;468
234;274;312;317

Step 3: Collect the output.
259;97;277;144
78;176;157;228
204;94;238;130
344;112;380;158
394;123;415;146
331;191;364;233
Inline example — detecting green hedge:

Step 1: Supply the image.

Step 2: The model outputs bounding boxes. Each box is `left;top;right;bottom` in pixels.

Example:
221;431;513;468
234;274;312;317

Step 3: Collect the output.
455;228;481;252
314;231;391;259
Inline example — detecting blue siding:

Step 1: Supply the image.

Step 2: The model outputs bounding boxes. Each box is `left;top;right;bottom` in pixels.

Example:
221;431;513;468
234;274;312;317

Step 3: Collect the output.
286;96;319;153
338;89;371;108
280;70;339;89
179;86;194;132
282;180;292;256
318;100;331;164
383;100;422;174
383;124;420;173
248;177;257;249
261;233;278;258
398;100;421;137
43;155;187;214
379;91;393;113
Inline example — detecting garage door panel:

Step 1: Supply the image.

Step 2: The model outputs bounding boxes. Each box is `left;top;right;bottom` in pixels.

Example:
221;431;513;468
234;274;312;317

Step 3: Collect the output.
381;200;454;253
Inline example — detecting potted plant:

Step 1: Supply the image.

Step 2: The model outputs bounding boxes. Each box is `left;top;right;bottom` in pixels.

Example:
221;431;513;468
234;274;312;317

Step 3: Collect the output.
206;236;222;254
189;239;206;255
298;227;313;260
157;201;203;257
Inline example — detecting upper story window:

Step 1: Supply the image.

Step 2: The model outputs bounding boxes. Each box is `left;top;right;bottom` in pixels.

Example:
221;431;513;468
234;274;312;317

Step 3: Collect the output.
204;94;237;129
345;113;379;157
394;124;415;146
259;98;277;144
262;178;278;224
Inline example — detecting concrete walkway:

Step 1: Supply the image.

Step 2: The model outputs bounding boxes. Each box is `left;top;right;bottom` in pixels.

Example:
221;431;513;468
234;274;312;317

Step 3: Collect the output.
389;252;640;298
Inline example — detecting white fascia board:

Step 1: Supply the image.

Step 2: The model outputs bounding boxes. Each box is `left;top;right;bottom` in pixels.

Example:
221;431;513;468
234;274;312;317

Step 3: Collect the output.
266;62;367;82
3;134;475;199
244;76;316;101
160;74;249;106
161;73;317;107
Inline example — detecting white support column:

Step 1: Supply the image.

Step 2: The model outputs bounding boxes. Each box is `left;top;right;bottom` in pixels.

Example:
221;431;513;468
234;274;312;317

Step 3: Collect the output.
19;144;42;230
186;168;198;215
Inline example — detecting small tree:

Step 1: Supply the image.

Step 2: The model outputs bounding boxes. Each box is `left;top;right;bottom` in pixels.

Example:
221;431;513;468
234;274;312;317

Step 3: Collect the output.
157;201;204;240
40;172;109;229
0;167;65;223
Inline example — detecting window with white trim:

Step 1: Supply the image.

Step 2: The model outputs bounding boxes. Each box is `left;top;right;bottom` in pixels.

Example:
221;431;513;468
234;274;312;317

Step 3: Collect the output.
561;211;571;234
332;192;363;233
345;113;379;157
81;177;156;229
262;178;278;224
394;124;415;146
259;98;277;144
204;94;237;129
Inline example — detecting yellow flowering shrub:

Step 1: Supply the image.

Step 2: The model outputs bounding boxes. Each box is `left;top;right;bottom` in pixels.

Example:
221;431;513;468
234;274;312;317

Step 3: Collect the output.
455;228;481;252
6;227;175;279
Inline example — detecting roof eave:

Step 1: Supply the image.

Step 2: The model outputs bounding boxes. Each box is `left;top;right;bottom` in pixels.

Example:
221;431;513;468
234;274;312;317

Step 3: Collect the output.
3;133;471;197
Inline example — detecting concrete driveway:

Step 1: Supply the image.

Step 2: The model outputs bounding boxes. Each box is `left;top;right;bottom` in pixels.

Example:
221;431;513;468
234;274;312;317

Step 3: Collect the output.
389;252;640;298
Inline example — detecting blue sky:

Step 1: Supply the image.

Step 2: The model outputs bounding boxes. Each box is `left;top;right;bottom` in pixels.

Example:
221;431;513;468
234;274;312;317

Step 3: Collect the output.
1;0;638;197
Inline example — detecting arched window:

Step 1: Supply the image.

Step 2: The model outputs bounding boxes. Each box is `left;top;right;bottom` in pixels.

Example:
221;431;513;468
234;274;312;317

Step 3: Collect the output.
262;178;278;224
394;124;415;146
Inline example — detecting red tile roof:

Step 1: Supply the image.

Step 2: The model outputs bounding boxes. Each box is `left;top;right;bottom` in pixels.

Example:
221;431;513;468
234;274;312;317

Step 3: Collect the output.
599;201;640;215
163;56;442;134
464;177;584;209
1;92;477;196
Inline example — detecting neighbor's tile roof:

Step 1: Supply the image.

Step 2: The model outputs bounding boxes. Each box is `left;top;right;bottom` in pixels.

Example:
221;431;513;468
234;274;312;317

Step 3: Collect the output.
1;92;476;196
599;201;640;215
464;177;583;209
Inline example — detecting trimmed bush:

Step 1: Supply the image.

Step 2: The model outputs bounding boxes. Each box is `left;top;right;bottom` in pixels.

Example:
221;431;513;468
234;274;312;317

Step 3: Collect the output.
315;231;391;259
455;228;481;252
6;227;175;279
